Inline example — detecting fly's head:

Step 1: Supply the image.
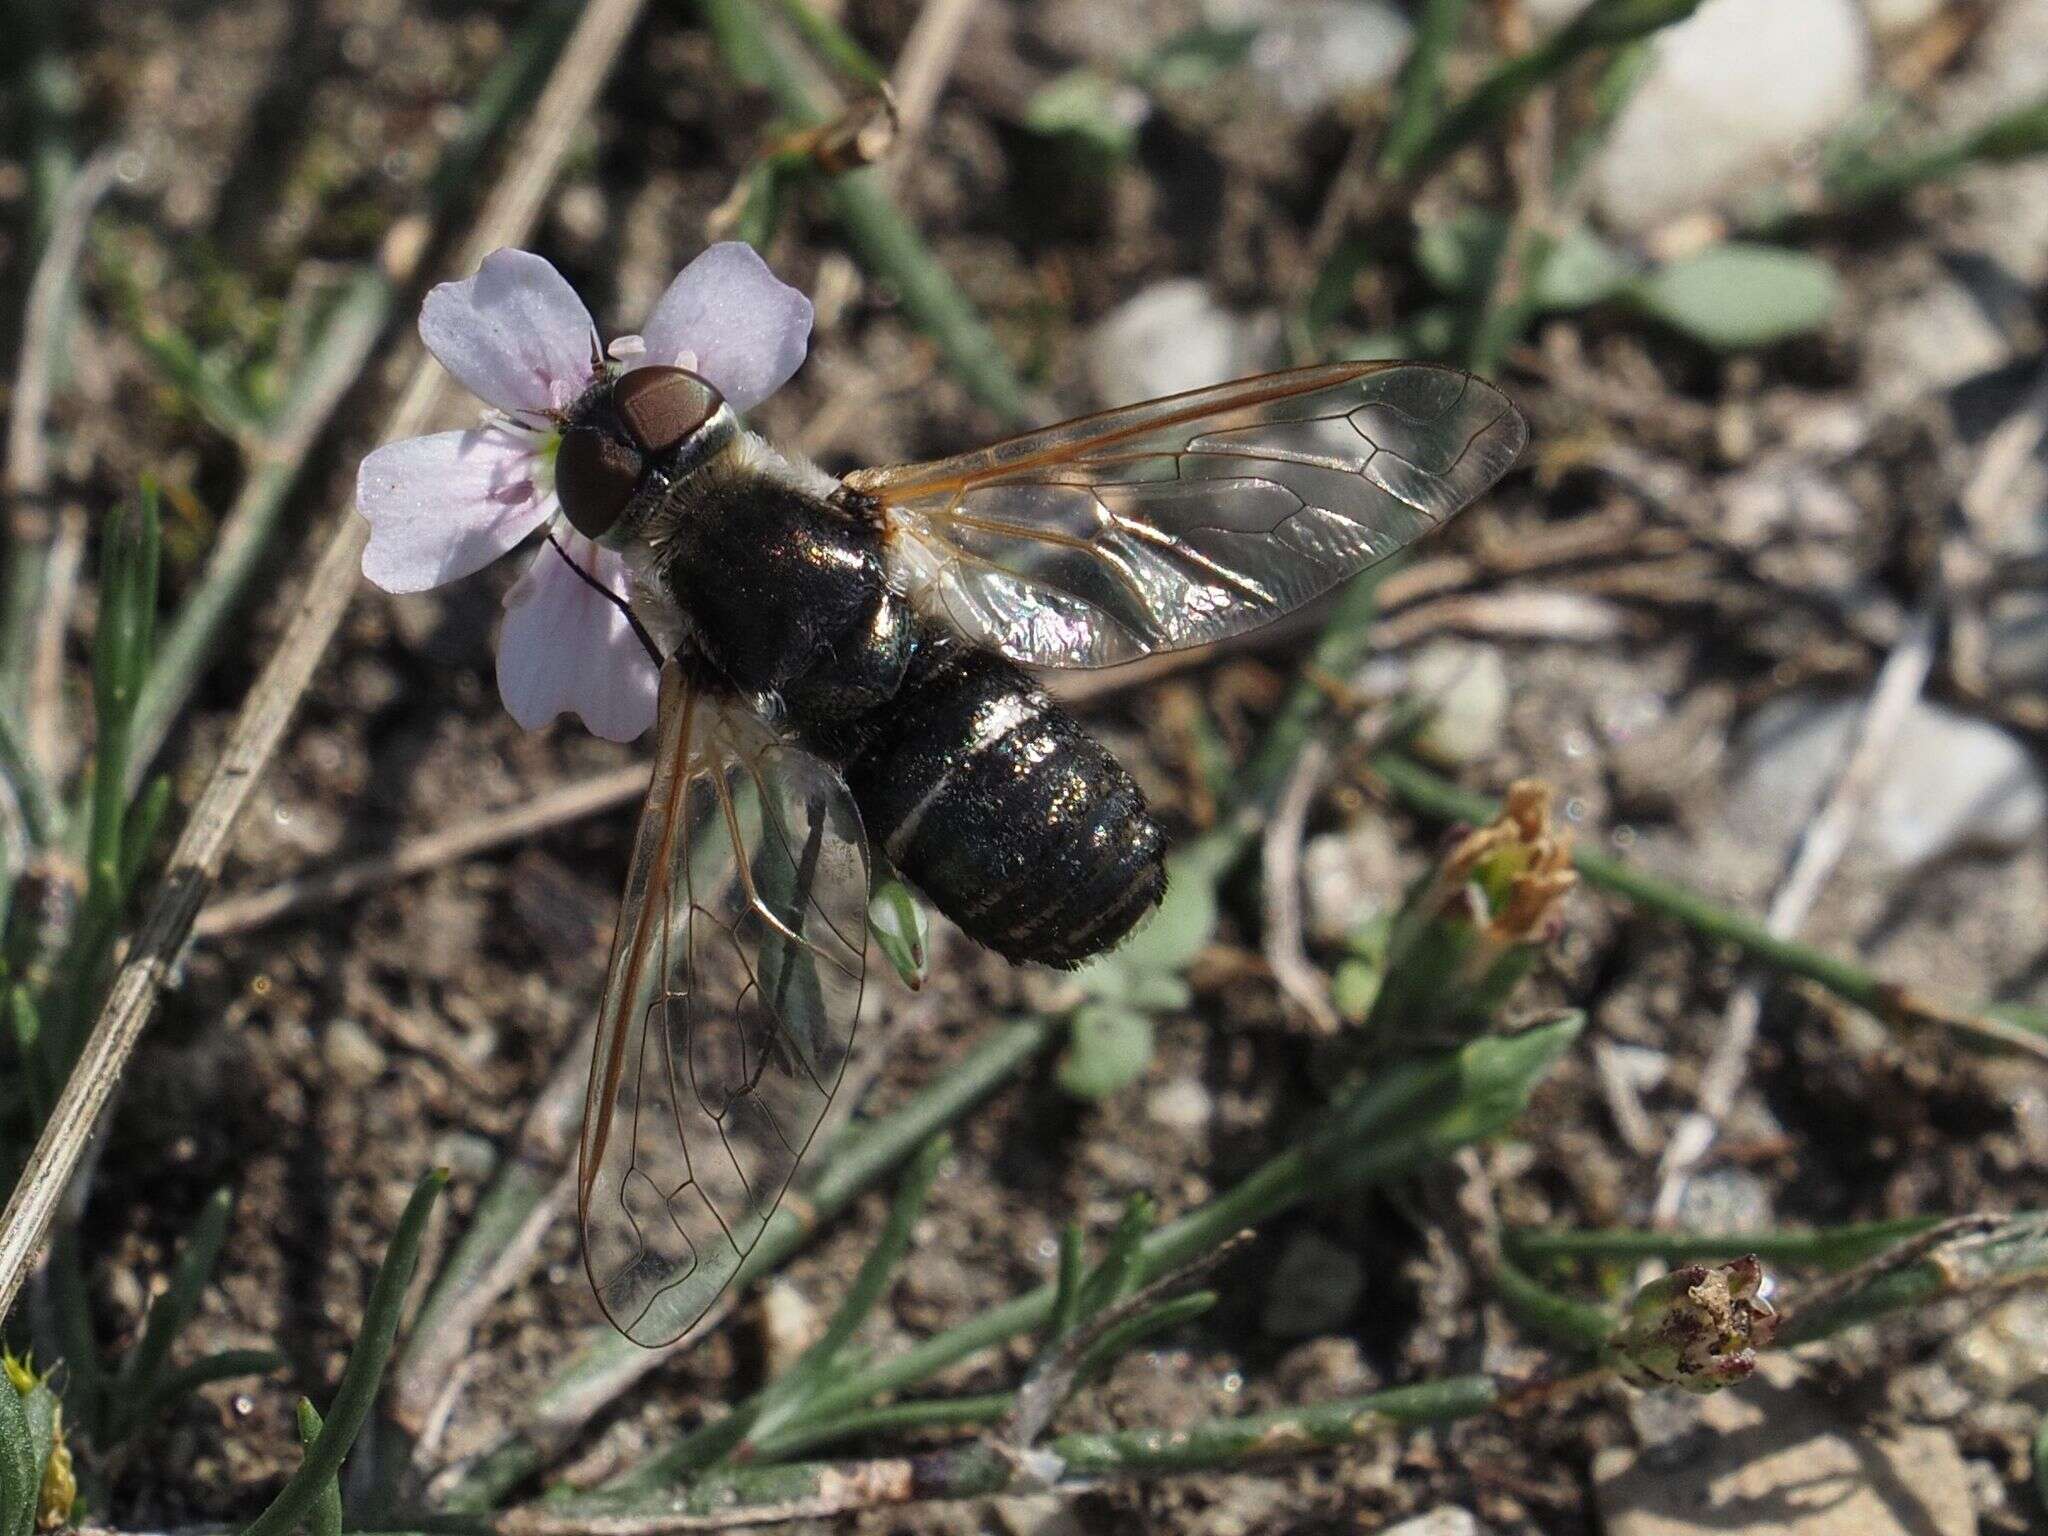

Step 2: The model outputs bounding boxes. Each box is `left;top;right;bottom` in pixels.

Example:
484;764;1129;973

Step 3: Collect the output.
555;366;735;551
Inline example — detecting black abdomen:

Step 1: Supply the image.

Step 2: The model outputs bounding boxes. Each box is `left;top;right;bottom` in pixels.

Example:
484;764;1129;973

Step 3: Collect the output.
801;621;1166;968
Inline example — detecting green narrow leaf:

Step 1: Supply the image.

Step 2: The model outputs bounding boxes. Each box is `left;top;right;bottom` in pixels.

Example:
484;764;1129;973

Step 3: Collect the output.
295;1400;343;1536
1380;0;1472;177
1049;1224;1087;1342
747;1134;950;1442
1627;242;1840;349
140;1350;283;1418
238;1170;447;1536
1069;1290;1216;1385
774;0;889;89
119;775;174;891
1078;1196;1155;1320
115;1187;233;1435
630;1135;954;1486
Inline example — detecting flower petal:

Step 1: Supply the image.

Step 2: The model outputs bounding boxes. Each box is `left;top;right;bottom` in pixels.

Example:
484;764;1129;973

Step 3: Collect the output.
635;243;813;413
497;534;661;741
357;426;556;593
420;248;600;415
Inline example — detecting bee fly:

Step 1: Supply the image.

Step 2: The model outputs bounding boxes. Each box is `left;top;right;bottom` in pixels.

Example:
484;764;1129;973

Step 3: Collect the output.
561;357;1525;1344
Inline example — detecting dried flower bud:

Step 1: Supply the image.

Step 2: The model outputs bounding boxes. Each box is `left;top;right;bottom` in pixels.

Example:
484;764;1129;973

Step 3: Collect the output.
1364;780;1577;1051
1608;1256;1779;1393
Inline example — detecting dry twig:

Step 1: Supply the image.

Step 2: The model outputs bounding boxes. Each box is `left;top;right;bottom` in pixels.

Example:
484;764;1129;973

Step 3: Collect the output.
6;148;124;781
885;0;982;184
1261;737;1338;1033
194;764;649;938
1650;606;1939;1226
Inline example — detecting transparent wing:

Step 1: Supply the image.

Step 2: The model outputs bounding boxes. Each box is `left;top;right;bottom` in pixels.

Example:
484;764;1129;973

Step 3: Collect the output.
579;662;869;1347
851;361;1526;668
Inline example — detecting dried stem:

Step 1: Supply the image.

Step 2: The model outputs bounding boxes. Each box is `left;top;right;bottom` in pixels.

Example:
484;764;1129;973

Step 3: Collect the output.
0;0;654;1330
884;0;981;188
3;148;123;769
1651;605;1938;1225
195;765;649;938
1260;737;1338;1033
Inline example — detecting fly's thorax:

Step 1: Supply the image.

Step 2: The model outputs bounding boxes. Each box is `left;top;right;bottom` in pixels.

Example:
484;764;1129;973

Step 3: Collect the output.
642;436;894;698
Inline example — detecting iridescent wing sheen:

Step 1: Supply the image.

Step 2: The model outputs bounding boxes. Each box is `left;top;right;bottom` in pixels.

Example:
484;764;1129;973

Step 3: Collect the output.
850;361;1526;668
579;662;868;1347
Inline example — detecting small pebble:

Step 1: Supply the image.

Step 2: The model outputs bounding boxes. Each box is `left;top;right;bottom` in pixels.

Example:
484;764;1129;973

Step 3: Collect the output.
1729;692;2047;870
1261;1230;1364;1338
1245;0;1414;114
1407;639;1510;766
1084;279;1283;407
1592;0;1871;232
1147;1077;1214;1132
322;1019;387;1088
1379;1511;1487;1536
1301;819;1404;949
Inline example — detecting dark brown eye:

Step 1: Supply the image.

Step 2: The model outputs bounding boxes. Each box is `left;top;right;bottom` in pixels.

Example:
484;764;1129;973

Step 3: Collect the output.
555;426;643;540
614;366;722;454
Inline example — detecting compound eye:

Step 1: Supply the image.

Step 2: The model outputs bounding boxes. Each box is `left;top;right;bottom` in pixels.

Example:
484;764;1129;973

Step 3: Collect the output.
614;366;723;454
555;426;643;540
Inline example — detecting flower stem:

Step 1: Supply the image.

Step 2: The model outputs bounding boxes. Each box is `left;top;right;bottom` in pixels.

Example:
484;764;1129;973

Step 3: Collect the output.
499;1377;1503;1532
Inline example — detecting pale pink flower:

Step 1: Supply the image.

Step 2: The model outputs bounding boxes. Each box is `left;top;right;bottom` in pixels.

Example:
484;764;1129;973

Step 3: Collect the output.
355;245;813;740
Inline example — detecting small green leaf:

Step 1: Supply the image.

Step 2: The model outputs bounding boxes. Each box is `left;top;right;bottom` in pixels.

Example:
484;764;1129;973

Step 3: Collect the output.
0;1369;38;1536
1058;1003;1155;1100
1627;242;1840;349
239;1170;446;1536
1132;22;1257;92
1122;972;1192;1013
1026;70;1145;161
1332;958;1382;1024
294;1400;342;1536
1415;209;1635;310
1539;226;1639;309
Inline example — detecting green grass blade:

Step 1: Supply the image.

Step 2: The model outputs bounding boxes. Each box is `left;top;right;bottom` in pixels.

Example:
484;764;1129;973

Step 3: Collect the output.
238;1170;446;1536
295;1400;343;1536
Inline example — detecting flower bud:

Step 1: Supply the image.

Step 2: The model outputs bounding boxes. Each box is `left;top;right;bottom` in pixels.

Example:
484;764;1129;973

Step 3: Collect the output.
1608;1256;1779;1393
1364;780;1577;1050
868;877;931;991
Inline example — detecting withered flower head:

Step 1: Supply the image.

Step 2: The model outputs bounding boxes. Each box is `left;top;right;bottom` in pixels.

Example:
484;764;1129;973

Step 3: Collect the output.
1608;1255;1780;1394
1436;779;1577;948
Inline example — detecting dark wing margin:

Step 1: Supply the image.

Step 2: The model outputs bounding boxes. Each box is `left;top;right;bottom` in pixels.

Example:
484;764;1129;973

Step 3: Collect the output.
579;662;869;1348
850;361;1527;668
